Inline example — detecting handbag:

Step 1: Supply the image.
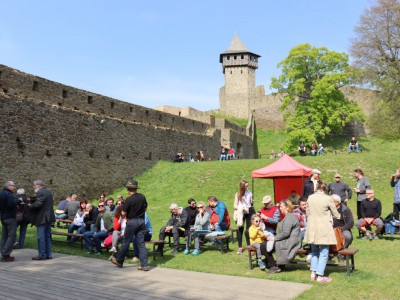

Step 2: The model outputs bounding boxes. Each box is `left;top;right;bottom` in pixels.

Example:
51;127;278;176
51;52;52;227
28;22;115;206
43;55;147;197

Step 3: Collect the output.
16;211;24;223
330;227;345;252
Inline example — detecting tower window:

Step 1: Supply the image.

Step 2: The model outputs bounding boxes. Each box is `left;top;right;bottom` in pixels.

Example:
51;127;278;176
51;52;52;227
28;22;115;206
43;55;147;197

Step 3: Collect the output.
130;107;133;113
227;56;230;60
62;90;68;98
241;55;244;59
111;102;115;109
87;96;93;104
234;55;237;59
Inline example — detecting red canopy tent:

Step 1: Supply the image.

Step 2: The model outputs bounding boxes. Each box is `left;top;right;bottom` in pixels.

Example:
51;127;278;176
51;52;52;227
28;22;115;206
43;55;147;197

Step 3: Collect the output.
251;154;313;203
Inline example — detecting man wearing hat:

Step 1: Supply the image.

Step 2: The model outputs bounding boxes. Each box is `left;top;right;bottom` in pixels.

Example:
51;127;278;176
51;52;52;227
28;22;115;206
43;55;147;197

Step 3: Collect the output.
260;196;280;234
328;174;352;205
302;169;321;200
111;179;149;271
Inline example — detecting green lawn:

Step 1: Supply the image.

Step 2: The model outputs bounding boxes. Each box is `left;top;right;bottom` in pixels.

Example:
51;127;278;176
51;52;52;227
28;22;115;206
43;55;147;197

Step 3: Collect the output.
9;136;400;299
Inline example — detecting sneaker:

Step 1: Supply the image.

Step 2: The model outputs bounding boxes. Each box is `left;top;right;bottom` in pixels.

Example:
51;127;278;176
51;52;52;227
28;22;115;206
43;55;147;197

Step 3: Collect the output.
183;249;190;255
236;248;243;255
368;234;373;240
306;254;312;263
109;247;117;253
86;250;93;254
13;242;20;249
95;251;102;255
317;276;332;284
257;259;266;270
373;235;379;240
132;257;139;263
137;266;149;271
111;257;123;268
192;249;200;256
268;266;281;274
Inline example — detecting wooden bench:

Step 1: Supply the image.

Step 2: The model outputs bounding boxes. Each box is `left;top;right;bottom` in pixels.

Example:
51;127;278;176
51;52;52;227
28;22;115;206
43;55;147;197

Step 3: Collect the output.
53;219;73;229
293;248;359;275
51;230;84;250
203;234;232;254
230;228;239;243
244;246;359;275
145;240;165;260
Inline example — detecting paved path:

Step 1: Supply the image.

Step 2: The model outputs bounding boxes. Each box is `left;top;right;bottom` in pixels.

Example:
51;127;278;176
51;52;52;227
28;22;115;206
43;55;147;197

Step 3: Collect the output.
0;249;311;300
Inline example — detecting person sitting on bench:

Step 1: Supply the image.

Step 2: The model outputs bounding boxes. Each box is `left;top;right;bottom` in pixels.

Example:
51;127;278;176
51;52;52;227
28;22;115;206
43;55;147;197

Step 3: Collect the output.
157;204;188;255
348;137;360;153
332;194;354;262
355;189;383;240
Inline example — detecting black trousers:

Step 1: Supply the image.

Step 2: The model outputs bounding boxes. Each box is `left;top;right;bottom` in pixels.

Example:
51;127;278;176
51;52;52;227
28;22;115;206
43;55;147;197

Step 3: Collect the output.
237;212;252;248
117;218;147;267
393;203;400;220
159;226;184;250
259;241;276;268
357;201;362;220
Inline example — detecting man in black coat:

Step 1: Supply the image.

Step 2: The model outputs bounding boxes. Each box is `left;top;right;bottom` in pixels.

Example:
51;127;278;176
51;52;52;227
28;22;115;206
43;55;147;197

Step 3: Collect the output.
302;169;321;200
332;194;354;262
0;181;17;262
30;179;55;260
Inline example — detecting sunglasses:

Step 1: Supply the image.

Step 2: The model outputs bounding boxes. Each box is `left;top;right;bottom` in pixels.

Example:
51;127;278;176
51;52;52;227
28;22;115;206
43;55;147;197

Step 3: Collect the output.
98;205;104;208
197;206;204;208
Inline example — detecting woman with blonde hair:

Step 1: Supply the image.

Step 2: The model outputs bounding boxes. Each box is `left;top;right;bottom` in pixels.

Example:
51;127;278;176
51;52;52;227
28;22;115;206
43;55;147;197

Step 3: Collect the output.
233;179;254;254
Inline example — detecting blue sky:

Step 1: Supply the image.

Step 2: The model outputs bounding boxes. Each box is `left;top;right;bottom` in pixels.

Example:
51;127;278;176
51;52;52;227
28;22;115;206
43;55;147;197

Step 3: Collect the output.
0;0;372;111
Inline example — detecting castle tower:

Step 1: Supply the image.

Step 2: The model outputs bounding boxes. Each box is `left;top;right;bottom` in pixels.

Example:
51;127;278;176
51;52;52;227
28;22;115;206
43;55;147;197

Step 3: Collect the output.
219;34;260;119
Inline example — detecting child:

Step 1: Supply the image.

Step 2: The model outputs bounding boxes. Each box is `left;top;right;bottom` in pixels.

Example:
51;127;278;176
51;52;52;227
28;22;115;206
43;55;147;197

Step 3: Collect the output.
260;221;275;252
249;214;266;270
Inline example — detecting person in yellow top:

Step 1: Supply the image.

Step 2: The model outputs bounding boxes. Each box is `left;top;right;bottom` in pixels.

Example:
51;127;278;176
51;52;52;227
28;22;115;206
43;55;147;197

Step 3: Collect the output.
249;214;266;270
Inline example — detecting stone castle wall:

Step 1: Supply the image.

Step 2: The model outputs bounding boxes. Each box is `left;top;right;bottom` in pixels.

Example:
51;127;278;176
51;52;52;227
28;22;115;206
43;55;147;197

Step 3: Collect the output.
0;65;254;200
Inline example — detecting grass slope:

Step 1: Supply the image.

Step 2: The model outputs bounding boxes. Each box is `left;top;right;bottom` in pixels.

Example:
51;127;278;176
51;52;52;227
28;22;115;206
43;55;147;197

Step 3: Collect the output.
12;136;400;299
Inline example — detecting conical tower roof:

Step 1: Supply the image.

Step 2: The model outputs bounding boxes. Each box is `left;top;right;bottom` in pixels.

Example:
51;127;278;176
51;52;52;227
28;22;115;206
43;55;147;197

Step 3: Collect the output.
219;34;260;62
224;33;249;53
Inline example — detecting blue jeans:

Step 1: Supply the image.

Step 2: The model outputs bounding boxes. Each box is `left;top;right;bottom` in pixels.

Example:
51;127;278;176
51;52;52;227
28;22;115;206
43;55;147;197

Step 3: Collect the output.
55;213;67;220
1;218;17;257
17;223;28;248
69;224;85;242
83;231;108;252
37;222;53;258
117;218;148;267
214;222;228;231
310;244;330;276
348;145;360;153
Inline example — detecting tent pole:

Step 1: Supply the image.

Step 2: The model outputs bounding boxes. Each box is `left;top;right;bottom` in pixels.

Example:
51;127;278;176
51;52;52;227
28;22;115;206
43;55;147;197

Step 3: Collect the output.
252;178;255;199
273;179;276;204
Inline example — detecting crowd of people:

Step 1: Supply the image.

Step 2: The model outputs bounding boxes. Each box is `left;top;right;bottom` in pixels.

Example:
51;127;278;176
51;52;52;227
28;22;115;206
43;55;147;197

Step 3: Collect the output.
1;165;399;283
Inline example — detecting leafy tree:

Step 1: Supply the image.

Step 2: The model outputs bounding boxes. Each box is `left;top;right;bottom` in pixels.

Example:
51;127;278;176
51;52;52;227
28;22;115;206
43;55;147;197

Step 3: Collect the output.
270;43;365;153
350;0;400;138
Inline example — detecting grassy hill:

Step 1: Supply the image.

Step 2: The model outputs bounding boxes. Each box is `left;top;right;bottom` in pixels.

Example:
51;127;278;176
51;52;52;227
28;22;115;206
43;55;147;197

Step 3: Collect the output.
14;134;400;299
105;136;400;299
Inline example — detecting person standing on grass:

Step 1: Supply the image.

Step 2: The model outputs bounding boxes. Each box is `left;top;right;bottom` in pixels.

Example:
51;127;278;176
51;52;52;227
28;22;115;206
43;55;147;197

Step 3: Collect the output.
30;179;55;260
111;180;149;271
302;169;321;200
328;173;352;205
353;169;371;220
233;179;254;255
391;168;400;220
304;181;340;284
0;181;17;262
